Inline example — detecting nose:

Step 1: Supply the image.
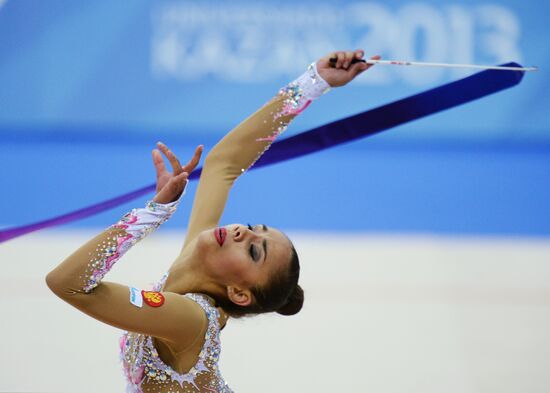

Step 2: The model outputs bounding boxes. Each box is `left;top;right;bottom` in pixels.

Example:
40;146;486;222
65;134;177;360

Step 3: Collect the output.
233;224;255;242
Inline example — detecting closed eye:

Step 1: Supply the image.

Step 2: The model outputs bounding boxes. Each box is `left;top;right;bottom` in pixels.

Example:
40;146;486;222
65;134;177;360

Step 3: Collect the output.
247;223;259;261
249;244;258;261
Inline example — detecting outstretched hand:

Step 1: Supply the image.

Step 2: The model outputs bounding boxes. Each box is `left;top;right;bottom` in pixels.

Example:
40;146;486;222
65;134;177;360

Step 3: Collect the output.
152;142;203;204
317;50;381;87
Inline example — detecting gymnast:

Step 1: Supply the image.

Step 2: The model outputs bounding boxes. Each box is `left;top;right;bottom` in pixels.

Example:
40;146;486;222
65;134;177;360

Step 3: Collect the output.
46;49;380;392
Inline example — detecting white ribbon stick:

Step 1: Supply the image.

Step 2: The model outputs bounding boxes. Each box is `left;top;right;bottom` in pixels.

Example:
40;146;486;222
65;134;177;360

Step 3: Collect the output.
364;59;538;72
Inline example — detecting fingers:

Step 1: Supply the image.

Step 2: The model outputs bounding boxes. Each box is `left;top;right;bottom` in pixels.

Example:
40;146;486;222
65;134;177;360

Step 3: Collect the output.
343;51;355;69
350;54;381;77
167;171;189;198
348;49;366;76
151;142;202;203
152;171;189;204
328;50;365;70
335;51;345;69
327;51;346;69
182;145;204;173
171;171;189;189
156;141;183;175
152;149;167;178
155;141;204;180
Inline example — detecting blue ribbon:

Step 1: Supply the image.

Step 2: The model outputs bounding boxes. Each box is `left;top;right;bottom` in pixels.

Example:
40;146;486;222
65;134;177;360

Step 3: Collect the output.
0;63;526;243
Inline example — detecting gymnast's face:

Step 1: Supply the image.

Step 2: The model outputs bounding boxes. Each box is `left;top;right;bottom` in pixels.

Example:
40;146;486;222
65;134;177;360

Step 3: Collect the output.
195;223;292;301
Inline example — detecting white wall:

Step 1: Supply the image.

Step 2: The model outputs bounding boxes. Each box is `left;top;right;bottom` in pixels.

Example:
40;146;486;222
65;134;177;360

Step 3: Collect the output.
2;231;549;392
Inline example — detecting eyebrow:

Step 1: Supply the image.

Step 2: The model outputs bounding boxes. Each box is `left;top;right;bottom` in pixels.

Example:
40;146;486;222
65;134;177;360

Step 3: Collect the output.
261;224;268;261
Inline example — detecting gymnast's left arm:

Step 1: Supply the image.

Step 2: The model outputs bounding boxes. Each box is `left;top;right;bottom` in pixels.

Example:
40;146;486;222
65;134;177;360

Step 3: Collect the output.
180;50;380;249
45;144;207;346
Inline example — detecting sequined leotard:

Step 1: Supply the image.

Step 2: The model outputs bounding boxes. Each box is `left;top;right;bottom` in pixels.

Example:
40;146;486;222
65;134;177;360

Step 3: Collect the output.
46;62;330;392
121;273;232;393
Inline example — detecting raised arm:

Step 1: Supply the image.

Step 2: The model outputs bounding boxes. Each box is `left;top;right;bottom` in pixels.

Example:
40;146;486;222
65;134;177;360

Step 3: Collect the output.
182;50;379;250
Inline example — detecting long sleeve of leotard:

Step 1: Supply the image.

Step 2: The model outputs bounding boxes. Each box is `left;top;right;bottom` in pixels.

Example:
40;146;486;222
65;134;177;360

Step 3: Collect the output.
46;189;209;345
182;62;331;248
47;195;181;295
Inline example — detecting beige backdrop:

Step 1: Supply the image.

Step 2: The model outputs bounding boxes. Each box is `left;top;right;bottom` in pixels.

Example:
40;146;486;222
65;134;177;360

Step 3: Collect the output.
2;230;549;392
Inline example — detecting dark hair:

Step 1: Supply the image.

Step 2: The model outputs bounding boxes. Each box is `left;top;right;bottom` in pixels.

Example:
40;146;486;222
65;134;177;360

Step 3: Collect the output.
212;243;304;318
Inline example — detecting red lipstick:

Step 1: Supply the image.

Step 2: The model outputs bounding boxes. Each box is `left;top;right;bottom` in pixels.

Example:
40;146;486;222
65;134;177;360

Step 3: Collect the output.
215;227;227;246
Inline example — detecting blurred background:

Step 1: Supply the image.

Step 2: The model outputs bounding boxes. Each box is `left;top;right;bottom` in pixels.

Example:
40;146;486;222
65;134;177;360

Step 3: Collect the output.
1;0;549;392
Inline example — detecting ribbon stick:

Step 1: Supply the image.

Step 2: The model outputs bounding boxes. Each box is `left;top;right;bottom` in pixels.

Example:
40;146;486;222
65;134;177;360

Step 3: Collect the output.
330;57;538;72
365;59;537;72
0;63;526;243
366;60;539;71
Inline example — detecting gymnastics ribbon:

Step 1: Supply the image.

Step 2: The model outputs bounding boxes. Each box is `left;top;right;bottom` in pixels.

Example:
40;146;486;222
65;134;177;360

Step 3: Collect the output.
0;63;525;243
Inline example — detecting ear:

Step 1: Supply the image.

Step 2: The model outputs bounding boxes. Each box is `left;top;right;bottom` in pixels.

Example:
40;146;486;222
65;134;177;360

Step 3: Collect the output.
226;286;253;307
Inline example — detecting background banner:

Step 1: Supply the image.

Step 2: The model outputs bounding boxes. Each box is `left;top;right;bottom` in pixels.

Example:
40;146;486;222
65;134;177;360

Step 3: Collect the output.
1;0;548;234
0;0;547;141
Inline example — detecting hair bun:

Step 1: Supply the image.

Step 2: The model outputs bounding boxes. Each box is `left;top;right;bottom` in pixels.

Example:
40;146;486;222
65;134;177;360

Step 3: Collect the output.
276;285;304;316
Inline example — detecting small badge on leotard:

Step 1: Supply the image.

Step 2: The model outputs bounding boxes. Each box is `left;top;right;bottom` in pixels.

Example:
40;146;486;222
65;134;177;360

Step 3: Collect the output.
129;287;143;308
142;290;165;307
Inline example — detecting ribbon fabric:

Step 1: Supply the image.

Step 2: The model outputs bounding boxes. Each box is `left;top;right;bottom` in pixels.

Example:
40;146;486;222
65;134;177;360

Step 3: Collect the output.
0;63;525;243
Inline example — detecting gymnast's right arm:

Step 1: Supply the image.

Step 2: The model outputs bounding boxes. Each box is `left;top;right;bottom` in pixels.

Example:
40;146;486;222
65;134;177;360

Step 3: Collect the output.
45;146;206;351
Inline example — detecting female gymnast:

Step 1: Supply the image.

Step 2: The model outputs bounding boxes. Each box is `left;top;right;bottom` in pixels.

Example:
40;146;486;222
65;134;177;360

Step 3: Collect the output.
46;49;380;392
